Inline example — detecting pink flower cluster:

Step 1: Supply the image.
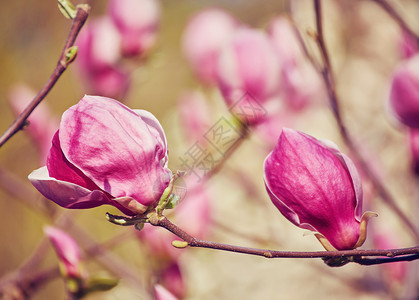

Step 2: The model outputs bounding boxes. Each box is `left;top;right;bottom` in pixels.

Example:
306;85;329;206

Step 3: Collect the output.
76;0;160;99
182;9;324;126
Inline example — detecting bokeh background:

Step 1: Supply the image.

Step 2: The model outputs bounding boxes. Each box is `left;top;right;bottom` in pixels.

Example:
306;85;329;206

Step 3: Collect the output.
1;0;419;299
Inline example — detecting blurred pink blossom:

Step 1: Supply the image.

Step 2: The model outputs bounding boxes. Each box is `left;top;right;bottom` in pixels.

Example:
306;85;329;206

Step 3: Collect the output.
389;54;419;128
159;262;186;299
264;128;375;250
29;95;171;216
44;226;83;278
399;30;419;59
254;109;293;150
155;284;178;300
409;129;419;175
373;229;408;289
177;91;212;143
268;17;324;111
216;28;281;124
76;17;130;98
182;8;240;85
8;84;58;164
108;0;161;57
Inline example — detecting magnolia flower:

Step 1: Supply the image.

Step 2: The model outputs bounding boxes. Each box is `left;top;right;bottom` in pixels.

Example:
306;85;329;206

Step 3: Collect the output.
264;128;375;250
182;8;239;85
389;54;419;128
29;95;171;216
44;226;83;278
108;0;161;57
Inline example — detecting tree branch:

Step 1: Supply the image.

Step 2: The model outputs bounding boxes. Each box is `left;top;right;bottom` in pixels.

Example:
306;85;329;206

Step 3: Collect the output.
313;0;419;242
150;215;419;265
0;5;90;148
368;0;419;44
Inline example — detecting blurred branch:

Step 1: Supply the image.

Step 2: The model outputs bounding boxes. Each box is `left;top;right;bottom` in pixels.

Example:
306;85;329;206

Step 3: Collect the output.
204;124;249;180
313;0;419;242
0;5;90;148
368;0;419;44
149;214;419;265
0;169;145;295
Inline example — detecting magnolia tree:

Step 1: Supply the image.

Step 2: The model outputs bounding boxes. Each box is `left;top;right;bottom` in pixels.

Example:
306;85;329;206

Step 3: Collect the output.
0;0;419;299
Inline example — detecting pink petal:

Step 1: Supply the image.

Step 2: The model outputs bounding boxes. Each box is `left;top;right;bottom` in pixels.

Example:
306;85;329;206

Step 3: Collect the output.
47;131;100;191
28;167;111;209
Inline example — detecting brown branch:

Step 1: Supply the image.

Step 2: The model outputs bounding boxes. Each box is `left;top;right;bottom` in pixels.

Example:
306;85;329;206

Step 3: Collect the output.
313;0;419;242
151;215;419;265
0;5;90;148
368;0;419;44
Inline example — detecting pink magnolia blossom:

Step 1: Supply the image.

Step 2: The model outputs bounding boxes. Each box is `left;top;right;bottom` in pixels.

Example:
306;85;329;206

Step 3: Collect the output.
182;8;239;85
8;84;59;163
108;0;161;57
44;226;83;278
264;128;375;250
76;17;130;98
389;54;419;128
268;17;324;111
216;28;281;124
155;284;178;300
29;95;171;216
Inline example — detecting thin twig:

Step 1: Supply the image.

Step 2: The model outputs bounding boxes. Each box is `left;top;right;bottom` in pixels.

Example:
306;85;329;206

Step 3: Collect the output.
313;0;419;242
151;216;419;265
0;5;90;148
368;0;419;44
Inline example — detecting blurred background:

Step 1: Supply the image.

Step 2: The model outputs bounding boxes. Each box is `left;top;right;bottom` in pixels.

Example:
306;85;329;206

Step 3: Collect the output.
1;0;419;299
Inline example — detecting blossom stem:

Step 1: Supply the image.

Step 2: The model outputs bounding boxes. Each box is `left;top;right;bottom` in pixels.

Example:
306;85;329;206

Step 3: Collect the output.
153;215;419;265
313;0;419;242
0;5;90;148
